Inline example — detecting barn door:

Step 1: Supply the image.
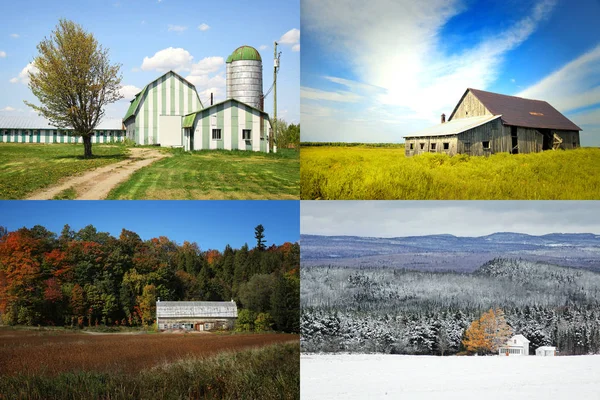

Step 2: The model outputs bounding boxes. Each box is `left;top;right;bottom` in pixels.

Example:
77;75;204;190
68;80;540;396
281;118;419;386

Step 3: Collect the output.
511;126;518;154
464;142;471;155
189;128;194;151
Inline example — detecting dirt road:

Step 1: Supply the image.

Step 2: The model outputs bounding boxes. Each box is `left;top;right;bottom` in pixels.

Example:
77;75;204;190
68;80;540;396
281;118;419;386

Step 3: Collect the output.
26;147;167;200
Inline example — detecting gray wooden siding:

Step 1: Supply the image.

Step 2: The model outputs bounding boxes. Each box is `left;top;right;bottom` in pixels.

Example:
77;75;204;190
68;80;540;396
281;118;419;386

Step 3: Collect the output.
554;130;580;149
451;91;491;120
456;118;508;156
405;136;458;157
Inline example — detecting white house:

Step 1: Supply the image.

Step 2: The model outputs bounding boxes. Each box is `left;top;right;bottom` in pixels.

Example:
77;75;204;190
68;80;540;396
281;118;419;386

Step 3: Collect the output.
536;346;557;356
499;334;530;356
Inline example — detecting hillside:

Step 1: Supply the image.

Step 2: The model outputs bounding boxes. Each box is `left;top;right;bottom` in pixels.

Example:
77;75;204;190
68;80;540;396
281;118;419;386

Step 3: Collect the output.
301;233;600;272
301;259;600;355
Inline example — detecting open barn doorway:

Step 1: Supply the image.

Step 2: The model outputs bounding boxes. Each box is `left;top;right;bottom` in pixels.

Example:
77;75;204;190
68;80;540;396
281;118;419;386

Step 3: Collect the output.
511;126;518;154
539;128;552;150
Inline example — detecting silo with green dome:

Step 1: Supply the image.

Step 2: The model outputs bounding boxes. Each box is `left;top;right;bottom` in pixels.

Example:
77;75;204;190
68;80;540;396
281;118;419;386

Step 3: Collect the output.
226;45;264;110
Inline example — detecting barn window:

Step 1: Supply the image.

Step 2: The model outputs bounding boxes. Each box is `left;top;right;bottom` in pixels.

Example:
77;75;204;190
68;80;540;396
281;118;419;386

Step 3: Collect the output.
430;143;436;150
409;143;414;150
212;129;222;140
419;143;425;150
242;129;251;140
443;142;449;150
482;141;490;149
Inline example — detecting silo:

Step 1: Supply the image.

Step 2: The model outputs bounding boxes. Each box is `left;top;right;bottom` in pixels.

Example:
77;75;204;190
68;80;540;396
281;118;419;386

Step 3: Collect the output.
226;45;263;110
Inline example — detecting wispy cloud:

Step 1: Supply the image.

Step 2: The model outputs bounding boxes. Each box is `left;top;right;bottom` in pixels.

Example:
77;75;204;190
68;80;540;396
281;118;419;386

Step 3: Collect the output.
0;106;17;112
197;23;210;31
301;87;361;103
518;43;600;112
0;51;6;58
9;33;19;39
168;24;188;33
259;45;268;50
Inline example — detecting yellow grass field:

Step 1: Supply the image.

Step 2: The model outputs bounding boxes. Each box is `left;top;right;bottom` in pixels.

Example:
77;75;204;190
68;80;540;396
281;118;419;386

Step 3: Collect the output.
300;146;600;200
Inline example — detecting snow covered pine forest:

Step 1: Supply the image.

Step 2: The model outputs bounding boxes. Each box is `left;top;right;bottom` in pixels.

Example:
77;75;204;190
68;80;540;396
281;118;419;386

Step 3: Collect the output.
301;234;600;356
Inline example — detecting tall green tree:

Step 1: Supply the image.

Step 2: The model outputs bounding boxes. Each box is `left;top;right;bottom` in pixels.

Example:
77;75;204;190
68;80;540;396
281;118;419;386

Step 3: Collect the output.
255;225;266;251
25;19;123;158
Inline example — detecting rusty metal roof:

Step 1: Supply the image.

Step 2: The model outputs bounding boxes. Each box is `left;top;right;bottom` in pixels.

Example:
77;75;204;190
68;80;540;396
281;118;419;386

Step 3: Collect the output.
449;88;582;131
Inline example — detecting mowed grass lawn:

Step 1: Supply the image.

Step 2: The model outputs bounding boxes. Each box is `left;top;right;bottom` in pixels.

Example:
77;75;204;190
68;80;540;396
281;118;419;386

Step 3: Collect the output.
108;148;300;200
301;146;600;199
0;144;129;199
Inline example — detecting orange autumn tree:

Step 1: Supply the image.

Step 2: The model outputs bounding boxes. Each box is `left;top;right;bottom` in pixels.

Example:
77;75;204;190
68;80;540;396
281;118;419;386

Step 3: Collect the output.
463;308;513;355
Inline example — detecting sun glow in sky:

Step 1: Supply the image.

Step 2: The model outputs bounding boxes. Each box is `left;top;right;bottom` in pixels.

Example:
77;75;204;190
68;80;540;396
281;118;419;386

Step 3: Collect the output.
301;0;600;146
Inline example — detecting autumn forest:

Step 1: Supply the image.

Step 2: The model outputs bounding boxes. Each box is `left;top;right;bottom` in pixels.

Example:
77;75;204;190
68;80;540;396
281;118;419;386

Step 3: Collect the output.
0;224;300;333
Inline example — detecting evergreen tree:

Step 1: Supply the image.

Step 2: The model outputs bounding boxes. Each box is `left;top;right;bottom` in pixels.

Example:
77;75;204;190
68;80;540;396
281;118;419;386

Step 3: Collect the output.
254;225;266;251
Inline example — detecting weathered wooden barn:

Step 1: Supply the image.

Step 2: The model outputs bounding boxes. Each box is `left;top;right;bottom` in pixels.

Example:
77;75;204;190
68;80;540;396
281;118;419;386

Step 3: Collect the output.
156;300;238;331
0;115;124;144
404;88;582;156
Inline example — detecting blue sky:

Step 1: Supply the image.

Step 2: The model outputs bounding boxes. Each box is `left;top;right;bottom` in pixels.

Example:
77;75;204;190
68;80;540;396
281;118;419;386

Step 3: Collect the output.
301;0;600;146
0;201;300;251
0;0;299;123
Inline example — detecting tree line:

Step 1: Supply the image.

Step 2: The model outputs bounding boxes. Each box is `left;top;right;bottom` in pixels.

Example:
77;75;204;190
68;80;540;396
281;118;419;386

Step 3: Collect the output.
301;259;600;355
0;224;299;333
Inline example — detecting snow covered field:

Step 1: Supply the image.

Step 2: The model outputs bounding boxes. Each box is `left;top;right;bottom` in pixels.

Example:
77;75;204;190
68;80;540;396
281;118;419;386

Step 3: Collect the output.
301;354;600;399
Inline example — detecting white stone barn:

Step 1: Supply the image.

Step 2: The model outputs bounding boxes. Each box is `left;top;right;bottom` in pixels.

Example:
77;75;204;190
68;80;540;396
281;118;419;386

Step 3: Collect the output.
536;346;557;356
156;300;237;331
499;334;530;356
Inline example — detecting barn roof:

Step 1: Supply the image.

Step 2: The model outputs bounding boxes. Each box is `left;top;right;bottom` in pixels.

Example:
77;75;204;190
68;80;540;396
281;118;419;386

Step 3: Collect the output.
510;334;530;343
0;115;123;130
449;88;582;131
182;98;270;128
156;301;237;318
404;114;501;138
123;70;203;122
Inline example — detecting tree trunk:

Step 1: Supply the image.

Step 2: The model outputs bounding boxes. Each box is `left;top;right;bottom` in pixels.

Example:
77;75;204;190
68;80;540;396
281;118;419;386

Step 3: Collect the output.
83;135;93;158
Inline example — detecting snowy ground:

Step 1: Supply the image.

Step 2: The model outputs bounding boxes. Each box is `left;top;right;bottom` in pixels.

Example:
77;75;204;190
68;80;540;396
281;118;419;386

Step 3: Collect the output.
301;353;600;399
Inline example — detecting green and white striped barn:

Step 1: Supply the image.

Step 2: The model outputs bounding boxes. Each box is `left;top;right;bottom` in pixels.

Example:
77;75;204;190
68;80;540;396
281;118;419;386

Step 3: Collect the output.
123;70;203;146
182;99;271;152
0;115;125;144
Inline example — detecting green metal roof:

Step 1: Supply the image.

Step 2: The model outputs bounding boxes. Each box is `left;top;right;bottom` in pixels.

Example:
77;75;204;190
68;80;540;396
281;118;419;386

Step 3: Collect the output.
182;99;270;128
226;45;262;63
122;71;204;122
123;86;147;121
182;112;197;128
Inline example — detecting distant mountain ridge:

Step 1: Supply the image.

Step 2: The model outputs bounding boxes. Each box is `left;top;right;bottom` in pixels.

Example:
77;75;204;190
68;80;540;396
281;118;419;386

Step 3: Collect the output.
301;232;600;272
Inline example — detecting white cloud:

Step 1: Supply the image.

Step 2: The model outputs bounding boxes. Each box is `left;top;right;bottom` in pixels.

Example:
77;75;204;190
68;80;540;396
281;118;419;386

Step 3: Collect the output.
279;28;300;52
9;33;19;39
0;106;17;112
141;47;193;72
301;0;558;141
301;87;361;103
259;45;268;50
0;51;6;58
518;43;600;112
10;62;38;84
198;23;210;31
186;57;226;103
119;85;142;100
279;28;299;45
189;56;224;76
168;24;188;33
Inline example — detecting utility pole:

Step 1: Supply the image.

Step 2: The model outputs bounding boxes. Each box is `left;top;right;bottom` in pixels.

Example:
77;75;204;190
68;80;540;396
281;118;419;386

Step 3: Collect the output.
272;41;280;152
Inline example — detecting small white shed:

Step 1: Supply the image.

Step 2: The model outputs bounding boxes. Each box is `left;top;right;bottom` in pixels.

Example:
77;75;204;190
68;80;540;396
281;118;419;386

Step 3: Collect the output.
499;334;530;356
536;346;556;356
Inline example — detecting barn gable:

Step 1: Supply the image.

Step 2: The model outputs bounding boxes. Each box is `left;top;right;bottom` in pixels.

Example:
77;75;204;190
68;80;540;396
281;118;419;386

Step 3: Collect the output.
123;71;203;145
449;88;581;131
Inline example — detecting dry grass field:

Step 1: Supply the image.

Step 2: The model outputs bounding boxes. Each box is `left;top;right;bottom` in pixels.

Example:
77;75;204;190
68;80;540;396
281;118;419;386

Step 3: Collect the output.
0;328;297;376
0;328;300;399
